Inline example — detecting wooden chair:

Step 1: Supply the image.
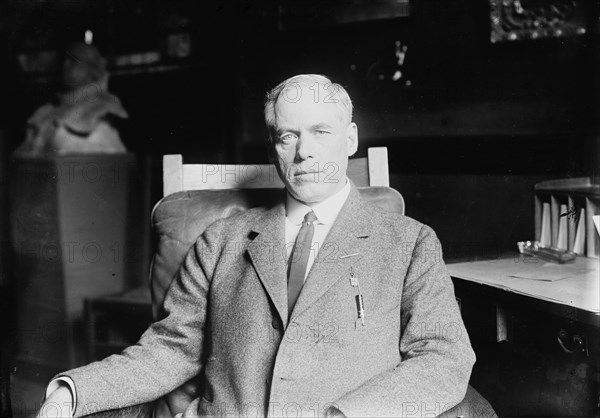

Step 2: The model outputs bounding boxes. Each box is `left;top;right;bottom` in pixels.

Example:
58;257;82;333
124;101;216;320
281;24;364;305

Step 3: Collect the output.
150;147;495;417
162;146;393;195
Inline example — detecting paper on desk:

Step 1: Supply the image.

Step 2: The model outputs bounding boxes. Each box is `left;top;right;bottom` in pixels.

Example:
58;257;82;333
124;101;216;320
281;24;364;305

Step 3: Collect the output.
509;262;595;281
447;256;600;313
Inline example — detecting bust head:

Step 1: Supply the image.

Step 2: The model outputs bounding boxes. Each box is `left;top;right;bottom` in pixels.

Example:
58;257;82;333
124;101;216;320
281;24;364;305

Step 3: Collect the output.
61;42;108;92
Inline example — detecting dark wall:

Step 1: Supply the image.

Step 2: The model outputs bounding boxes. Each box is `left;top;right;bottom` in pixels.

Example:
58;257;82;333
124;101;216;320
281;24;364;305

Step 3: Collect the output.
2;0;599;260
230;0;598;258
386;135;587;258
236;0;597;149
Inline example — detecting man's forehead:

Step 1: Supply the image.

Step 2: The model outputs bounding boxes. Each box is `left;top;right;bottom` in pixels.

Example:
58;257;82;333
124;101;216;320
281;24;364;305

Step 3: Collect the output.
279;82;342;102
274;84;344;124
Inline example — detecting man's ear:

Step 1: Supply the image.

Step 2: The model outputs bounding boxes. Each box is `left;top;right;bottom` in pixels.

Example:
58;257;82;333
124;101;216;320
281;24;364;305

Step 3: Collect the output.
346;122;358;156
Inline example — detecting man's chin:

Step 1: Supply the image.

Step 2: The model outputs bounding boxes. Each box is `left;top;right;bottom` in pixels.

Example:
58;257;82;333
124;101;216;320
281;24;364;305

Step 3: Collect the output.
287;183;332;205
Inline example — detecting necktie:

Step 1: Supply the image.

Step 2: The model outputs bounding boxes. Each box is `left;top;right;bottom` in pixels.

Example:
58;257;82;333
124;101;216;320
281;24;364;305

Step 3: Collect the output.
287;210;318;318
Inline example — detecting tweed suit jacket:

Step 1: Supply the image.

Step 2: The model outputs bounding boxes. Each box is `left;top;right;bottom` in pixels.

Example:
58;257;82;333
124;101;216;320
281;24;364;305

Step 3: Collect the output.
62;185;475;417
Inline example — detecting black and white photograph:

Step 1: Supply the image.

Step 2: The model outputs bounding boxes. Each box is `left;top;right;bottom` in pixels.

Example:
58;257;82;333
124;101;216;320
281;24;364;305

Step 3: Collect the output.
0;1;598;417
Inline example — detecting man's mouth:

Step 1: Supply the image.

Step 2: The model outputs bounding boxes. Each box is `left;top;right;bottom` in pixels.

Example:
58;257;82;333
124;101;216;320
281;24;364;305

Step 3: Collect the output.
293;170;322;178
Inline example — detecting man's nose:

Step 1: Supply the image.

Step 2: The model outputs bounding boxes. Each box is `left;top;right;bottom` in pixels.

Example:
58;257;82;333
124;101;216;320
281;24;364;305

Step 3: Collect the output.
295;134;316;161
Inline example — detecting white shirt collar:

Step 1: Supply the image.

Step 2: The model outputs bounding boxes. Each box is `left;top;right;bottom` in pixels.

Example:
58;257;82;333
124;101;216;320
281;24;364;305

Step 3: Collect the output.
285;179;351;226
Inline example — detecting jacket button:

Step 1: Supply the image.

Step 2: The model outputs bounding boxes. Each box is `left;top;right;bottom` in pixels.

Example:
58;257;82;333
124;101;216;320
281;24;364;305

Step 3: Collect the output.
272;319;279;329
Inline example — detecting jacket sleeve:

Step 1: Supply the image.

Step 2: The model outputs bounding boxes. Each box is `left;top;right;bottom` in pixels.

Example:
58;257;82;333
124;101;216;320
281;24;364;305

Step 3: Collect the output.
334;225;476;417
55;228;219;418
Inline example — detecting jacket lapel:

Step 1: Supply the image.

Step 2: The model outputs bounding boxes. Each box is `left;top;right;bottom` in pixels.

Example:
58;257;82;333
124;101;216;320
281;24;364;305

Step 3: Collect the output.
290;185;373;322
247;201;289;328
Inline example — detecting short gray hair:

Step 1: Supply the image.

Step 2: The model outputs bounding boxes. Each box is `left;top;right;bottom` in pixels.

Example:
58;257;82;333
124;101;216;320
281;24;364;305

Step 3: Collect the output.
264;74;353;144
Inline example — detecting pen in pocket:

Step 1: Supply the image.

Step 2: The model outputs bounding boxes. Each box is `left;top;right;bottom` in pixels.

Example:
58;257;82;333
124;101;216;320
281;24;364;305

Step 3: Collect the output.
350;267;365;326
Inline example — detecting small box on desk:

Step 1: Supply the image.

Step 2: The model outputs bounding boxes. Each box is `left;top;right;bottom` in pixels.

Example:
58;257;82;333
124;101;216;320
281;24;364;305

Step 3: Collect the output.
9;154;140;374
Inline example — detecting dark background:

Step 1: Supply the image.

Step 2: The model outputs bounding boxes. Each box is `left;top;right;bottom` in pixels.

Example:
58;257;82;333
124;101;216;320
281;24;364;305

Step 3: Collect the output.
1;0;598;264
0;1;599;416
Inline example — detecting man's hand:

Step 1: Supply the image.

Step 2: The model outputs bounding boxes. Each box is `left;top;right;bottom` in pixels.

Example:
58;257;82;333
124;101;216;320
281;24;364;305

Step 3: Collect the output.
36;385;73;418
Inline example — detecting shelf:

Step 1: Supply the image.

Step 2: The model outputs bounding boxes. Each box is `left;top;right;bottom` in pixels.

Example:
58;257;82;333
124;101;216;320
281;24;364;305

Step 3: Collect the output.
535;186;600;199
279;0;410;30
109;61;205;77
20;61;206;84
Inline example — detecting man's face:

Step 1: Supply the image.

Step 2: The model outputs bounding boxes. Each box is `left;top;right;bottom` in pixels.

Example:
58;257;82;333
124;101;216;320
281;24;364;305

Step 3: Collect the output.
271;84;358;205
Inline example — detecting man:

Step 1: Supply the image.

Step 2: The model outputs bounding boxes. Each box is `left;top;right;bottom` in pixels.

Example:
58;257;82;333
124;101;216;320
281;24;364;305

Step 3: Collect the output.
38;74;475;417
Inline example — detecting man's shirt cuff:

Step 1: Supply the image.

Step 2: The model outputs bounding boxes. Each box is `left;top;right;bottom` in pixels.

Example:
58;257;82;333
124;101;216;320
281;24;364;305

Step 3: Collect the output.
46;377;76;416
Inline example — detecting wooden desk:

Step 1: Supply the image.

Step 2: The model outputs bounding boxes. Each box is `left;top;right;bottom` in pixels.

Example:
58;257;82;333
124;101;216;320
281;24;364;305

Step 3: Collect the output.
449;256;600;417
448;255;599;336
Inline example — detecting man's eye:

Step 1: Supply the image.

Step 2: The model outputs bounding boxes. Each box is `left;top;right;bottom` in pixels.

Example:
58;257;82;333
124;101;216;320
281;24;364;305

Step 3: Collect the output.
315;130;329;136
280;133;296;143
